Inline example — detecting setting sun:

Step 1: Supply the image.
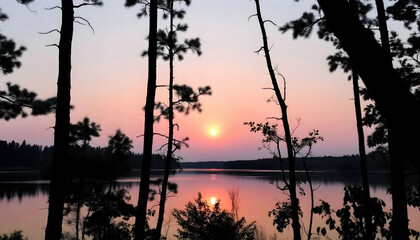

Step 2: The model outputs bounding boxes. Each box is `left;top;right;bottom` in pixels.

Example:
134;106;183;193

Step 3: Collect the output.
210;129;217;136
208;127;219;137
210;197;216;205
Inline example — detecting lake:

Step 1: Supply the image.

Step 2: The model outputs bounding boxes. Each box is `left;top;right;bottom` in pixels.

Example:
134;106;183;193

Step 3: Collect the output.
0;169;419;239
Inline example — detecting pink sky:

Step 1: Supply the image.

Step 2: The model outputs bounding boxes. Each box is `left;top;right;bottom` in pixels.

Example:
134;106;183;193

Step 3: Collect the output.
0;0;376;161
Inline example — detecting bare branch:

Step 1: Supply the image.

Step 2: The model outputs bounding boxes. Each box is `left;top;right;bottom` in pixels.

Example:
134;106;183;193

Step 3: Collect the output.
17;1;36;13
276;69;287;101
290;118;301;136
263;19;277;27
45;44;59;48
38;29;60;35
248;14;257;21
45;6;61;11
266;116;282;121
156;85;169;88
254;46;264;54
74;3;100;8
74;16;95;34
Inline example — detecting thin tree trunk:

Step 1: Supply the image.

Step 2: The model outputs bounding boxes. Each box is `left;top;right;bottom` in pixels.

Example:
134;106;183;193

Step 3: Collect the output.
254;1;301;239
351;69;373;240
45;1;73;239
154;1;175;238
134;0;158;239
301;158;313;240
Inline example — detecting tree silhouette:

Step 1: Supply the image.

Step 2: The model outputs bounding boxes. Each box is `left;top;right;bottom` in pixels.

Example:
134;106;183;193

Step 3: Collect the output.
45;1;102;239
152;1;210;238
172;193;256;240
250;1;302;238
125;0;159;238
280;1;420;237
69;117;102;151
280;1;376;237
245;121;322;239
63;128;133;240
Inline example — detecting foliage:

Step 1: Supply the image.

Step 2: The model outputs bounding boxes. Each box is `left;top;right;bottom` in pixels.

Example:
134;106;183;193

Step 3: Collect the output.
172;192;256;240
0;82;56;121
244;121;323;158
0;9;25;75
0;8;56;121
268;201;302;233
83;188;136;240
314;185;392;240
279;0;420;150
0;231;27;240
69;117;101;149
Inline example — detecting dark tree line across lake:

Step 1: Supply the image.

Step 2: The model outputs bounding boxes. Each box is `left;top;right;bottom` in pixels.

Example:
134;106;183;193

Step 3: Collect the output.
0;140;390;173
0;140;174;173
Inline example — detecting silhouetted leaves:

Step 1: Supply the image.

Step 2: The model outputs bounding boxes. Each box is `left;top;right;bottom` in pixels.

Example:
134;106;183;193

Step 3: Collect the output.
269;201;302;233
69;117;101;149
314;185;393;240
0;230;27;240
172;192;256;240
0;82;56;121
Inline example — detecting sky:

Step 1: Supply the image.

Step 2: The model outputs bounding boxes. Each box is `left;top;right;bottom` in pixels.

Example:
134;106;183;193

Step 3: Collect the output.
0;0;377;162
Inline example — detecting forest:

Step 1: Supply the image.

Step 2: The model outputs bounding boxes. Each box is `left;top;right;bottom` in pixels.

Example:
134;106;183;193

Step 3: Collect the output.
1;0;420;239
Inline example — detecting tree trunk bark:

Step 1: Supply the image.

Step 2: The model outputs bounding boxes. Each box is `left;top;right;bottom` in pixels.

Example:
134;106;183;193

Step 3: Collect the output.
45;1;73;239
255;1;301;239
154;1;175;239
134;0;158;239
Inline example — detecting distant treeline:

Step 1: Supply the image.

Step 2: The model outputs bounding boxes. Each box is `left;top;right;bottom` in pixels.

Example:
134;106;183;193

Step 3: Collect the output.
1;140;390;172
181;154;390;172
0;140;170;171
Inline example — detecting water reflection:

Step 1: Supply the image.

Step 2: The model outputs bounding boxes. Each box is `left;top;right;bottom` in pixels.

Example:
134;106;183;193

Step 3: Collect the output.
0;169;419;239
0;169;394;201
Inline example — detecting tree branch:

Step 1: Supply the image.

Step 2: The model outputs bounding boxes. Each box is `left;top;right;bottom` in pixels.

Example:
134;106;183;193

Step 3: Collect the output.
74;16;95;34
38;29;60;35
45;44;59;48
45;6;61;11
73;3;100;8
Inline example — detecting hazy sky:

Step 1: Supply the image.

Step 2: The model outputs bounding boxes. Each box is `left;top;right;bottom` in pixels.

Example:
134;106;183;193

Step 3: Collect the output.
1;0;376;161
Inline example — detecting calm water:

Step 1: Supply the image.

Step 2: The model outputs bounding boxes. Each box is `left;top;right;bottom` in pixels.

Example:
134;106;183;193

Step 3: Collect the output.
0;169;419;240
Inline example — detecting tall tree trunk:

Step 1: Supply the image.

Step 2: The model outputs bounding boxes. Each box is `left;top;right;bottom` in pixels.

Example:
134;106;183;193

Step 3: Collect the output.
134;0;158;239
316;1;415;238
45;1;74;239
254;1;301;239
154;1;175;239
373;1;409;238
352;69;373;240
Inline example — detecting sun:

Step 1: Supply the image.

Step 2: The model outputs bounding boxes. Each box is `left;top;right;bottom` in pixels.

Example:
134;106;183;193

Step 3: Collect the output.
210;129;217;136
210;197;216;205
208;126;219;137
